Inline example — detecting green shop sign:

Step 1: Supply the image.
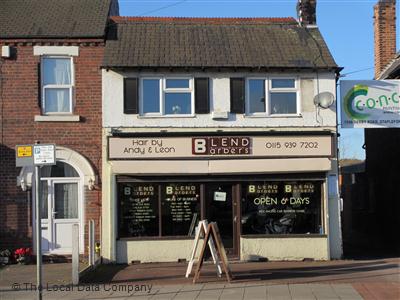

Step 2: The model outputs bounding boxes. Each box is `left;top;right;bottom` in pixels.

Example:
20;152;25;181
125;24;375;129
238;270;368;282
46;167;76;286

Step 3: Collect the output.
340;80;400;128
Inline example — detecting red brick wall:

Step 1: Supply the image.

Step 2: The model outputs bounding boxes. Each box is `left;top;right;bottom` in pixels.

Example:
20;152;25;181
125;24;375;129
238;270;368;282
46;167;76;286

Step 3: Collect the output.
0;40;104;253
374;0;397;79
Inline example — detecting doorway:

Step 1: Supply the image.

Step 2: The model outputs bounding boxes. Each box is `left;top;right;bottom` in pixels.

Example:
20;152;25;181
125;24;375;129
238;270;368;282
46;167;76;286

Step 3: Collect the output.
205;183;239;257
38;162;84;254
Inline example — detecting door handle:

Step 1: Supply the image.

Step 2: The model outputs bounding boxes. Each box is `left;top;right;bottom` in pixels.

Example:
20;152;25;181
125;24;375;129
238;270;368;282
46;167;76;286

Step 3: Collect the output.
52;211;58;218
233;216;237;223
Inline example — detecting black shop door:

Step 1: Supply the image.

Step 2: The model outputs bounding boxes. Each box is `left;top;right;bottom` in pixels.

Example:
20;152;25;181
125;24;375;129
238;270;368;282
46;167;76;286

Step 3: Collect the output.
205;183;238;257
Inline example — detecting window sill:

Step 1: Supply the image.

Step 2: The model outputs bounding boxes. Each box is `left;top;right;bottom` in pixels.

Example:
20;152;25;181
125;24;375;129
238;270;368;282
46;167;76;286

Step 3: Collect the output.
34;115;80;122
244;114;302;118
137;115;196;119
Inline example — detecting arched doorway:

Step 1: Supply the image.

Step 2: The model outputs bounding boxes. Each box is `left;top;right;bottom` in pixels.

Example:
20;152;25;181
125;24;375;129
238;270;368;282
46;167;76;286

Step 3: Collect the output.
39;161;83;254
18;146;97;254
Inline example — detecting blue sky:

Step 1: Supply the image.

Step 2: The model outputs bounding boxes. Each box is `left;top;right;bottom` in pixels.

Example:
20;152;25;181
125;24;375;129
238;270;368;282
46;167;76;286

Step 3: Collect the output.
119;0;399;159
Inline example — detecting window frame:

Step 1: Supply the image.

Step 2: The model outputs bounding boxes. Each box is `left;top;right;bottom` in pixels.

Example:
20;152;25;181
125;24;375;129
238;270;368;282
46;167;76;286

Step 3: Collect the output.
245;77;269;116
41;55;74;115
139;76;194;117
245;76;300;116
269;77;300;116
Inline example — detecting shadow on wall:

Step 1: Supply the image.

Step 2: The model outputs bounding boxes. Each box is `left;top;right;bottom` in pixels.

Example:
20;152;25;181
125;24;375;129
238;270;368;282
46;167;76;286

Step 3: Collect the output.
0;144;32;249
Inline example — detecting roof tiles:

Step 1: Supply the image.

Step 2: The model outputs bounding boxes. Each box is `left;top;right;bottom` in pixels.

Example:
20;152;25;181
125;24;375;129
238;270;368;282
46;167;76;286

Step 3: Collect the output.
103;17;338;70
0;0;115;39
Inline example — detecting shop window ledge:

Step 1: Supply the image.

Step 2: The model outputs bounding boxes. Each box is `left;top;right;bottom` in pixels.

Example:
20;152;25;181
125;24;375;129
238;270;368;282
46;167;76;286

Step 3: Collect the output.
241;234;327;239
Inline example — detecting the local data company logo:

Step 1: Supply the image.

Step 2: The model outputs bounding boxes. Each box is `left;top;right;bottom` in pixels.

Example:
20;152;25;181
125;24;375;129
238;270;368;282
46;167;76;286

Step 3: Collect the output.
344;84;399;120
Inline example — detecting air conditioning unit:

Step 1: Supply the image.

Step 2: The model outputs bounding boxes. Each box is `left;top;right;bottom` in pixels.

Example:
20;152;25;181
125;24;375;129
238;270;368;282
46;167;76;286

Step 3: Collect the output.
1;46;11;58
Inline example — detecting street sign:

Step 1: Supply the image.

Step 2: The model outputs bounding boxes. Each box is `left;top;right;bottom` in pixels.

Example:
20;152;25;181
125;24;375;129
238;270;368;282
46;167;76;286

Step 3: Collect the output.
15;145;34;167
15;142;56;300
17;146;32;157
341;80;400;128
33;144;56;166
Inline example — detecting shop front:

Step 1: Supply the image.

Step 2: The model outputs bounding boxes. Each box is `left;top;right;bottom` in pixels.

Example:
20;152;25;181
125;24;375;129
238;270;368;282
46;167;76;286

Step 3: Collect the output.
102;132;336;263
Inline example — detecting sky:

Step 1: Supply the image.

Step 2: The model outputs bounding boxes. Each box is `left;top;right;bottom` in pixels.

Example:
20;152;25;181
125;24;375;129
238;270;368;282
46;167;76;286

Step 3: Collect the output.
118;0;400;159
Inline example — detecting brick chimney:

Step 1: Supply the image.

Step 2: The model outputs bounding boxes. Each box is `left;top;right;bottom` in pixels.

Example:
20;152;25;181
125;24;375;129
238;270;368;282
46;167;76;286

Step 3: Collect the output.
297;0;317;26
374;0;397;79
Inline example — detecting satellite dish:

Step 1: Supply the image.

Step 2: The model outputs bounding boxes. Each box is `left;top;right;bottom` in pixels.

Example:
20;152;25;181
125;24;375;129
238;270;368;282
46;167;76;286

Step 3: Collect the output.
313;92;335;109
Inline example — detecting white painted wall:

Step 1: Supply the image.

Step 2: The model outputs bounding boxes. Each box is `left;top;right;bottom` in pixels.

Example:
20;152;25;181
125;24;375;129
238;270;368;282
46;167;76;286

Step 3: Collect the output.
100;69;342;263
102;70;337;128
116;239;197;263
241;237;329;261
114;237;329;263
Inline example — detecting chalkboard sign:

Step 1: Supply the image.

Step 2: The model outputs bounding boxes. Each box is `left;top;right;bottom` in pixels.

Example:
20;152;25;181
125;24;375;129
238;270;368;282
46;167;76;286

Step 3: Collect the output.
162;183;201;236
118;183;159;237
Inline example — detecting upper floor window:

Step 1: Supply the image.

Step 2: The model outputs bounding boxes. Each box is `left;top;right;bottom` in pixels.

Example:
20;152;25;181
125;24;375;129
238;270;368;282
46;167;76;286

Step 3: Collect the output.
41;57;74;114
141;78;194;116
270;78;298;115
124;77;209;116
246;78;299;115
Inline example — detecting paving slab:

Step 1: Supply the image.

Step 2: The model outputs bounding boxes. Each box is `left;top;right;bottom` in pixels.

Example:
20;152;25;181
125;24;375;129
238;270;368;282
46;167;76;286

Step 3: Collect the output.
219;286;245;300
179;284;203;292
309;284;338;299
266;284;291;300
243;285;268;300
0;291;36;300
202;283;226;290
331;284;363;300
149;285;183;300
288;284;316;300
172;290;200;300
196;287;223;300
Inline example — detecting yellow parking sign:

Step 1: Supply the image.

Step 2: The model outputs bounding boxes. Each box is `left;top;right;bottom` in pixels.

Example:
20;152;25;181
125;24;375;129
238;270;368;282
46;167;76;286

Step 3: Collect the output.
17;146;32;158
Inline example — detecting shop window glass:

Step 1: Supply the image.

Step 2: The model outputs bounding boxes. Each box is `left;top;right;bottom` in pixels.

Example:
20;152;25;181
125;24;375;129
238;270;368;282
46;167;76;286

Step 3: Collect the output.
118;183;159;237
241;181;322;235
161;183;201;236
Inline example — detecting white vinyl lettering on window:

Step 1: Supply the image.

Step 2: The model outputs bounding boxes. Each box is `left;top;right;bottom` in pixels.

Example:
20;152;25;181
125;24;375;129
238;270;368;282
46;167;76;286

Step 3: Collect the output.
246;77;299;116
42;57;73;114
140;77;193;116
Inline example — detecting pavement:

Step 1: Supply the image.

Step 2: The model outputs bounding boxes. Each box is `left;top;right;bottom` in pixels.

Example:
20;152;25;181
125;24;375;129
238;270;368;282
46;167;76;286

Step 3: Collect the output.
0;258;399;299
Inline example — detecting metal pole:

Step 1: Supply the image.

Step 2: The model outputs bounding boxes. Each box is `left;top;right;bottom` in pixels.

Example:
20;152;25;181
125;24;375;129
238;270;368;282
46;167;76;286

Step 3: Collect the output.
35;165;42;300
72;224;80;285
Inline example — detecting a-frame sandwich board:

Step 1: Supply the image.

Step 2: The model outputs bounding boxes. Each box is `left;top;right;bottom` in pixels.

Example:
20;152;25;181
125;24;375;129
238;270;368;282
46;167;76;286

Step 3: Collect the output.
185;220;222;278
193;222;232;284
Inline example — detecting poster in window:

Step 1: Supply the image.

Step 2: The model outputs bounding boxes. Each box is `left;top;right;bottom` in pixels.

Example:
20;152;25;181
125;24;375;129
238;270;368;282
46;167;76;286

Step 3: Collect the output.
161;183;201;236
241;181;322;235
118;183;159;237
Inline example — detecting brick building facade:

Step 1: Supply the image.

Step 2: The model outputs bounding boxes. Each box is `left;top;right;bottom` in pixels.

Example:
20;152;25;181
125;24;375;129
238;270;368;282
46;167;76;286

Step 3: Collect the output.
0;0;118;254
365;0;400;255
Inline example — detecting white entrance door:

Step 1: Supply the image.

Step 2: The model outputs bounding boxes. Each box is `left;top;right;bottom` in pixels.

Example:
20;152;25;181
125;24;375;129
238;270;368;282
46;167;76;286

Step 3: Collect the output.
40;178;83;254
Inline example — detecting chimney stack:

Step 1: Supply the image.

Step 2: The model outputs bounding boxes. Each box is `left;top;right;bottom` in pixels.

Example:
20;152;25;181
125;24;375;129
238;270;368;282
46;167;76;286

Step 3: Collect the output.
374;0;397;79
297;0;317;26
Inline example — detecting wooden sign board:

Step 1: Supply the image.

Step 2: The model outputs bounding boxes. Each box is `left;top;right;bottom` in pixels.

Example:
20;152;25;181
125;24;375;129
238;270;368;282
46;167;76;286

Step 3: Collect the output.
193;222;232;283
186;220;222;278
